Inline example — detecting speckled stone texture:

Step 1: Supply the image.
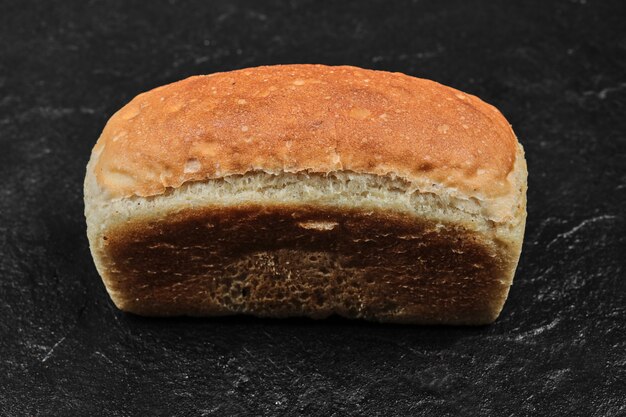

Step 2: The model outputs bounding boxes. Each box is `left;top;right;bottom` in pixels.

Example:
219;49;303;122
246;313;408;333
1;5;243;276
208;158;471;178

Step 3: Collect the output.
0;0;624;416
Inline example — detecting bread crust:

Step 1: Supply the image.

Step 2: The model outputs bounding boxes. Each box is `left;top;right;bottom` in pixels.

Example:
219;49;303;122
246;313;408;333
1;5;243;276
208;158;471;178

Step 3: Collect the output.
94;65;518;201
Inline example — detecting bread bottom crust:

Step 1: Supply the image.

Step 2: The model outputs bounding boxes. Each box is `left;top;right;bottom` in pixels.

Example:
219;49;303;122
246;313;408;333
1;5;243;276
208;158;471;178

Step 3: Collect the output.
98;204;512;324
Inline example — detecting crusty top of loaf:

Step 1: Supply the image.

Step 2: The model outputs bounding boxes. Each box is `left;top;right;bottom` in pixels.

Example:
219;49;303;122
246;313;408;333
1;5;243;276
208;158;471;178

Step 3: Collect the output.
93;64;518;199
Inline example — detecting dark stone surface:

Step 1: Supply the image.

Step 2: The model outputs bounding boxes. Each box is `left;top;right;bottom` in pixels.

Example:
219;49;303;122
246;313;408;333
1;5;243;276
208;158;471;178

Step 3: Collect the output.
1;0;625;415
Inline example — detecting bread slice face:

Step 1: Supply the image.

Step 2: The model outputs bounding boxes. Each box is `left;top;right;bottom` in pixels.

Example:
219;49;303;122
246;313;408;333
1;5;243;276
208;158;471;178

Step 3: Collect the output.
85;151;526;325
84;64;527;324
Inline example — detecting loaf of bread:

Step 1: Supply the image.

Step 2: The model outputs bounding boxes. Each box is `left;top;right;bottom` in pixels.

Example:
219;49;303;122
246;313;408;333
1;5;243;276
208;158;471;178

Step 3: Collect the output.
84;64;526;325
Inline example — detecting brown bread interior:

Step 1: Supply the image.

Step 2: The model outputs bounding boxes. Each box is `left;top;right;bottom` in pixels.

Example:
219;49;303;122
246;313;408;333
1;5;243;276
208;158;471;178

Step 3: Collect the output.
100;204;512;325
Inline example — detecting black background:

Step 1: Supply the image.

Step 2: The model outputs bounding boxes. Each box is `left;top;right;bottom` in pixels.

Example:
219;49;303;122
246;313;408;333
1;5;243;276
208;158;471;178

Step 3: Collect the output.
1;1;625;415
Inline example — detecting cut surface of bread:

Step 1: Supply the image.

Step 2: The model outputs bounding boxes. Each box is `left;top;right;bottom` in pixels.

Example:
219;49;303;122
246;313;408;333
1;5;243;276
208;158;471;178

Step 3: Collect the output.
85;64;527;324
102;205;510;324
85;167;526;325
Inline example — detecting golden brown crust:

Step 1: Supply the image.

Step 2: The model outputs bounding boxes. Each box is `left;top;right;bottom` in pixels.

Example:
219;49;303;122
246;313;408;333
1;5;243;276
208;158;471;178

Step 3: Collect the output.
96;204;514;324
94;64;518;199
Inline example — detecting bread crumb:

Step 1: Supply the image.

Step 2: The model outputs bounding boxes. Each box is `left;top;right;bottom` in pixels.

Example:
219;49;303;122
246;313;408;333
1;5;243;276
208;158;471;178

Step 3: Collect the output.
297;221;338;231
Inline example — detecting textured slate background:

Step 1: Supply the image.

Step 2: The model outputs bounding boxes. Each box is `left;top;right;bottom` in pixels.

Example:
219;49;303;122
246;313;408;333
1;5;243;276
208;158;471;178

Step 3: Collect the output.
1;0;625;415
